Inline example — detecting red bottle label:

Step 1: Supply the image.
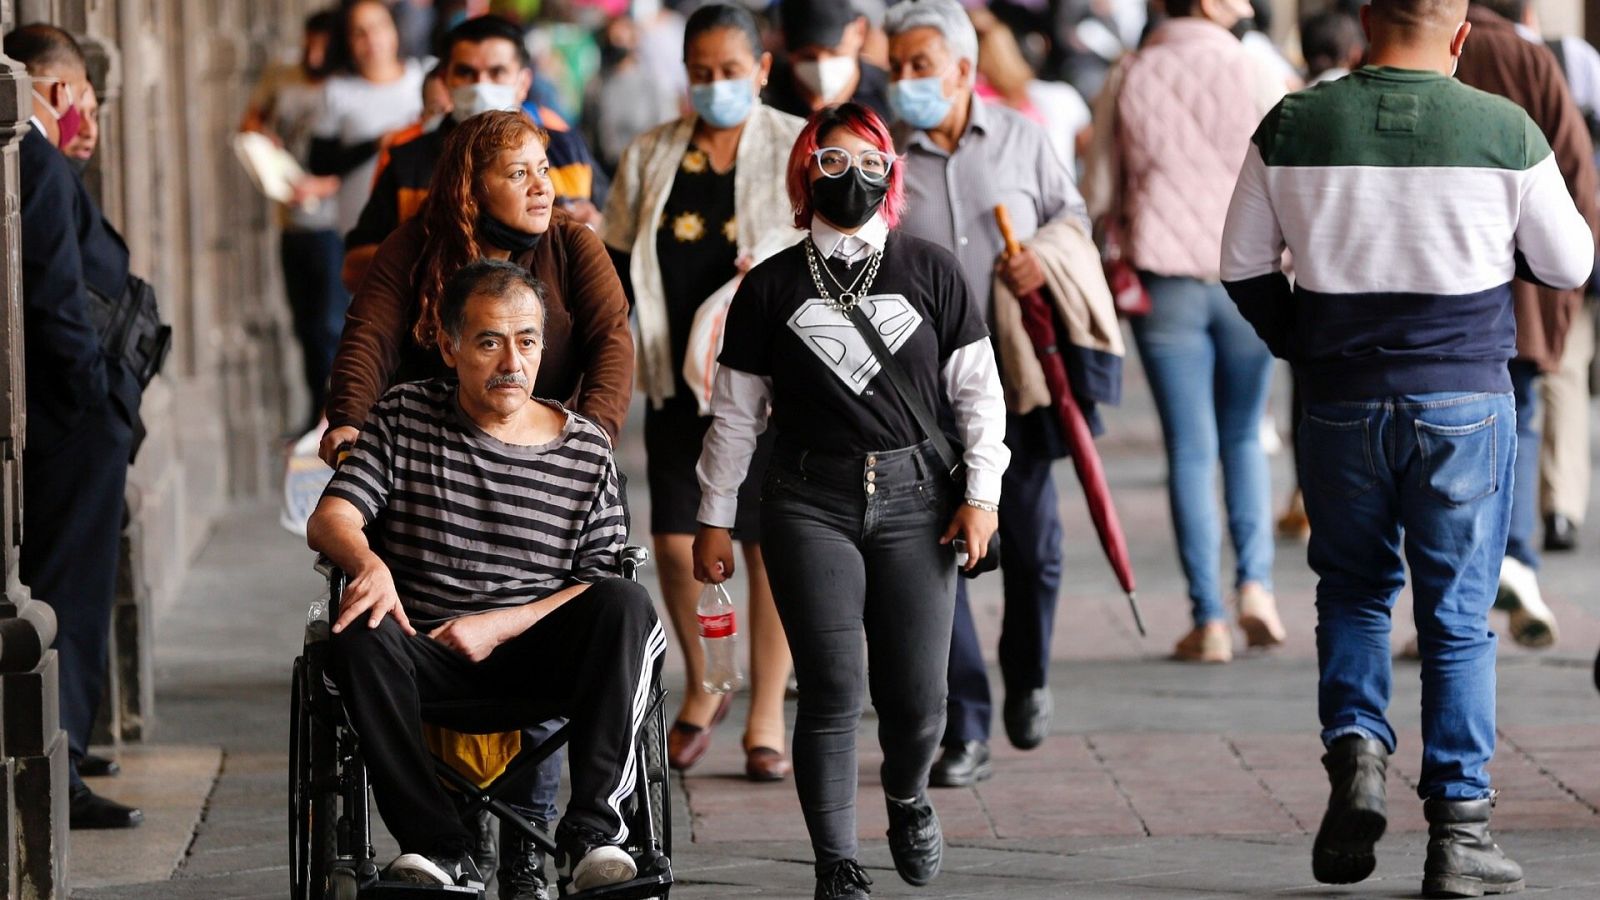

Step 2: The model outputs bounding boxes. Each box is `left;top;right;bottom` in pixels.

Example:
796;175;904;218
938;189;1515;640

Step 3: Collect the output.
699;611;736;639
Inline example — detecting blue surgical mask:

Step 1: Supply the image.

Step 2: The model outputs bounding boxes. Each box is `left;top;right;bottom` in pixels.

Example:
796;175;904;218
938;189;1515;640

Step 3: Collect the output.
690;78;755;129
889;73;954;130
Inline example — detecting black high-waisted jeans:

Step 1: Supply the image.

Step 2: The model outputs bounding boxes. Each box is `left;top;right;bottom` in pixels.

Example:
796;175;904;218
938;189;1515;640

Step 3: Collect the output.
759;440;958;870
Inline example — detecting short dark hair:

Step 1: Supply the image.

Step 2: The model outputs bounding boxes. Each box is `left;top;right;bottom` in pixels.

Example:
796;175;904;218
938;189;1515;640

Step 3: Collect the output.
1369;0;1471;31
439;15;532;69
1301;11;1365;75
440;259;546;343
3;23;88;74
305;9;339;36
683;4;763;61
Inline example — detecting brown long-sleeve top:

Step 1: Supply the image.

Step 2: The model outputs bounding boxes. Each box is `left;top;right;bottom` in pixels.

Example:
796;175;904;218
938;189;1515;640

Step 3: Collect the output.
1458;5;1600;372
325;209;634;441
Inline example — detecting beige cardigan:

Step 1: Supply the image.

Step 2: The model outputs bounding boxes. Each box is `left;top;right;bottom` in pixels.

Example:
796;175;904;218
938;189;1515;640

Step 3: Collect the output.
601;103;805;407
991;219;1125;415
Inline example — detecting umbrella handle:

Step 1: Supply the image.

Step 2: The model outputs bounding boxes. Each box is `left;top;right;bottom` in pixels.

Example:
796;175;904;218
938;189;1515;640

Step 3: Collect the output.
993;205;1022;259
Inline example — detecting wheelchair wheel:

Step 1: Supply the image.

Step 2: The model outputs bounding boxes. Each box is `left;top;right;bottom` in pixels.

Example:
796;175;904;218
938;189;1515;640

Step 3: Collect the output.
290;657;338;900
642;694;670;858
327;867;359;900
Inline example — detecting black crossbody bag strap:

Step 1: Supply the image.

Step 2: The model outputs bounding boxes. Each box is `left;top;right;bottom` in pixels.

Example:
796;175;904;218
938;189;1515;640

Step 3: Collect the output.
843;304;961;478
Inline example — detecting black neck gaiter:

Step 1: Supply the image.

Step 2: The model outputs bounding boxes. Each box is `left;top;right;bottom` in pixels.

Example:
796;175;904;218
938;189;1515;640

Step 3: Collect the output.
476;211;542;254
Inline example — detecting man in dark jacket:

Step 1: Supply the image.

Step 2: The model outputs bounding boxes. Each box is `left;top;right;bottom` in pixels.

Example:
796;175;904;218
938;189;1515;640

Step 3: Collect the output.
7;22;143;830
1452;2;1598;650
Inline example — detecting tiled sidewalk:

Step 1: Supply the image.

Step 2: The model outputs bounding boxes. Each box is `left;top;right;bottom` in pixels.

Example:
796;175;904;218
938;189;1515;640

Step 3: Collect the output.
73;367;1600;897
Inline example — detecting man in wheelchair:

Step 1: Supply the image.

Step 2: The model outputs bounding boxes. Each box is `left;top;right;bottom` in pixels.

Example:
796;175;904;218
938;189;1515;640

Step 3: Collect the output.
306;260;666;894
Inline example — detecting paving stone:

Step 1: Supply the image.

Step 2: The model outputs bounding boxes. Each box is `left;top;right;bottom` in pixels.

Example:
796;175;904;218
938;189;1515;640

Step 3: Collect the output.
70;384;1600;897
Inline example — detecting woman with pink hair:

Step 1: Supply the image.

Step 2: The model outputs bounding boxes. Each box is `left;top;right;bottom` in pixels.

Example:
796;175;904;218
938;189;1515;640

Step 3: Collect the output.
693;102;1008;900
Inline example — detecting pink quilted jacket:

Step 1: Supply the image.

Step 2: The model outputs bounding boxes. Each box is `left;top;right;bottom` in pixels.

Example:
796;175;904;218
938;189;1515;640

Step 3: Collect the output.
1112;19;1280;280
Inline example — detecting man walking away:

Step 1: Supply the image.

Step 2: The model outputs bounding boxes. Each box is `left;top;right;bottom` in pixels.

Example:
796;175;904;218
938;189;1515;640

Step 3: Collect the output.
1220;0;1593;895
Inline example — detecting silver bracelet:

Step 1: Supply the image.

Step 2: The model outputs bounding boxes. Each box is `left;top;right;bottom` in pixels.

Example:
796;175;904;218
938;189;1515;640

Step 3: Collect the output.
964;498;999;513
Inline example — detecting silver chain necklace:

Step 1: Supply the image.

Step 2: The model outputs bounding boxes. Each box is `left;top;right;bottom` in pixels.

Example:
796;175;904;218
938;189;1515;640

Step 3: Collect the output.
805;239;883;312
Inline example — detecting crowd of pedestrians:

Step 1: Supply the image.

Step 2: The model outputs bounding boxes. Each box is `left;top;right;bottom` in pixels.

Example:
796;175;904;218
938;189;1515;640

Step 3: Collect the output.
11;0;1600;898
234;0;1600;895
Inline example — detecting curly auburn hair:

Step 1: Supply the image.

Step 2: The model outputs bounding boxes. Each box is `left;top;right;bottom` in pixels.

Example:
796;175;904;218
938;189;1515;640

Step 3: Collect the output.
411;110;549;348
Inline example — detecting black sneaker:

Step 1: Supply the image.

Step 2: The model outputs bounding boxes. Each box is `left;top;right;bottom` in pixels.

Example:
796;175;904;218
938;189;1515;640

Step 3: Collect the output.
384;851;484;888
554;821;637;893
500;825;552;900
886;795;943;886
815;859;873;899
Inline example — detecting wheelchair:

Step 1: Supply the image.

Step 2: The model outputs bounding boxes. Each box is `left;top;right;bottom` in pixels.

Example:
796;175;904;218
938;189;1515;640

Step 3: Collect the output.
289;546;673;899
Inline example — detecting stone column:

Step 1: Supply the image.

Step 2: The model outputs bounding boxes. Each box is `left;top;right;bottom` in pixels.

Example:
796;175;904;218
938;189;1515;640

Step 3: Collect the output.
0;1;72;895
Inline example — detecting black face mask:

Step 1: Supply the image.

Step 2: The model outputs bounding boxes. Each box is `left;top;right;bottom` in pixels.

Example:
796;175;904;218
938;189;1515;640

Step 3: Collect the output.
599;41;629;69
811;168;888;231
476;211;542;254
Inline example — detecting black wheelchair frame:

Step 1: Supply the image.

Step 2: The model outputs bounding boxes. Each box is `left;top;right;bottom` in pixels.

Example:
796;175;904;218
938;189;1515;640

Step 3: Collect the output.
289;547;673;900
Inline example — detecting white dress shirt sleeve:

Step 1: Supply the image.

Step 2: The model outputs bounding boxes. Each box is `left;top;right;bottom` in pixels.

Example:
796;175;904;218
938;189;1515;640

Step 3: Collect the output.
695;366;773;528
941;338;1010;505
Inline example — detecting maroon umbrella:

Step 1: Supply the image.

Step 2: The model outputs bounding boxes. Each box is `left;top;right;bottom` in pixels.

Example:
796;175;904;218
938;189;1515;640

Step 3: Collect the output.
995;206;1144;636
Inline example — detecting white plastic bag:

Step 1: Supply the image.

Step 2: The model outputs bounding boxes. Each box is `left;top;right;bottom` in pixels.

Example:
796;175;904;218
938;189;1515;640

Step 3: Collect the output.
682;230;803;415
682;275;740;416
281;422;334;537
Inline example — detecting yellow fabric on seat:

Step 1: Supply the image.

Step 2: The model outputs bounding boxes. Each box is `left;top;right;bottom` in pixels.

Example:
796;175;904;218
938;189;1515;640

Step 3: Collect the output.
424;724;521;788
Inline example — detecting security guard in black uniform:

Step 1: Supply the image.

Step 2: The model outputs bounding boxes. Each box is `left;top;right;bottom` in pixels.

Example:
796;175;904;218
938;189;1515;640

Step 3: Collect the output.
8;23;144;830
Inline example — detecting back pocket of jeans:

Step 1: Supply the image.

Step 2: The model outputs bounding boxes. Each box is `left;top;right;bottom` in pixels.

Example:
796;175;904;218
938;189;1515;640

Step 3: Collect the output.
1415;415;1498;506
1301;413;1378;499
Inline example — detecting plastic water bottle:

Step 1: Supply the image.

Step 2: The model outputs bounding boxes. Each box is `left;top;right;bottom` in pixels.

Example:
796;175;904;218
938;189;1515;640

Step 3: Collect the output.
698;582;744;694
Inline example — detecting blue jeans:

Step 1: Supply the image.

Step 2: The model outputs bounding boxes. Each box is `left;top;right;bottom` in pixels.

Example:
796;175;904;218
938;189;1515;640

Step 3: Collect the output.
1505;361;1541;570
1132;274;1275;626
1299;392;1515;801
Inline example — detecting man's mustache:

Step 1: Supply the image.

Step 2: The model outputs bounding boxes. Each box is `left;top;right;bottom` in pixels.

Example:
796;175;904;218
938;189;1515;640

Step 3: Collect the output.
486;372;529;389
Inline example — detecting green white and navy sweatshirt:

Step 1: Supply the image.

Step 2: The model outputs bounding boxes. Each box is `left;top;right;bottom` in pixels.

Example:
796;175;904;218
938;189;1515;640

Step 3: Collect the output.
1220;66;1594;401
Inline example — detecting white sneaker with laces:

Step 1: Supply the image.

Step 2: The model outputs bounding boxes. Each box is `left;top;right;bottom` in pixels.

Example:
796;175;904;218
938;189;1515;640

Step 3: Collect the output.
1497;556;1558;649
384;853;452;885
571;845;637;891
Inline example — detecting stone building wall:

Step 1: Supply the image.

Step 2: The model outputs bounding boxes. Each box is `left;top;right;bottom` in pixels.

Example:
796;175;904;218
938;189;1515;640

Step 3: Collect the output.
0;0;309;893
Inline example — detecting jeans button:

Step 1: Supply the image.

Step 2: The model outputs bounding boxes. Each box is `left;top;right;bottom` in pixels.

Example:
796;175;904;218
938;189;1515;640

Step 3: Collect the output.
867;455;877;466
866;483;876;495
866;471;876;482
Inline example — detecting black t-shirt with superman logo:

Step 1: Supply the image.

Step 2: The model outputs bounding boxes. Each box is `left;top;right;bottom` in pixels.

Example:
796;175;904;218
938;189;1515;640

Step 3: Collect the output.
718;231;988;455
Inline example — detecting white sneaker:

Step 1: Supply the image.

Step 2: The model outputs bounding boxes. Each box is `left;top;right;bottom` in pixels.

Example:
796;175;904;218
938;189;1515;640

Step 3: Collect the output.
1497;557;1558;649
571;844;637;891
384;853;452;885
383;852;483;888
1260;414;1283;456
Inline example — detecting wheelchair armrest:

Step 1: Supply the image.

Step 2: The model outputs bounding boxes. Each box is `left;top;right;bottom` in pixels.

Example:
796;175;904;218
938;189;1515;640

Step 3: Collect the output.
620;545;650;583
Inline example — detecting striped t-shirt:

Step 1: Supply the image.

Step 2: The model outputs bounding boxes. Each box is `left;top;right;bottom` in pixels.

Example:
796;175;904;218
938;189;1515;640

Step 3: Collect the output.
323;379;627;627
1220;66;1594;401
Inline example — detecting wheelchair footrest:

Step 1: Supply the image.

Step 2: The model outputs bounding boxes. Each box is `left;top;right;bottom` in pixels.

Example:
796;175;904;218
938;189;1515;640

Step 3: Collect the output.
562;856;672;900
361;883;483;898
